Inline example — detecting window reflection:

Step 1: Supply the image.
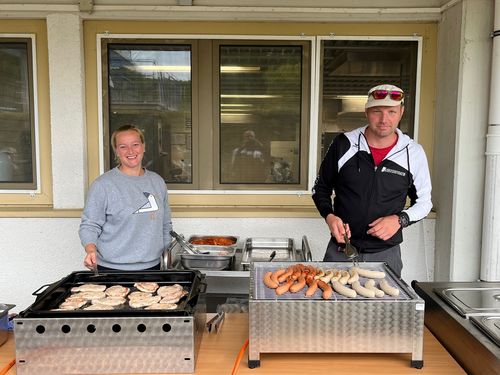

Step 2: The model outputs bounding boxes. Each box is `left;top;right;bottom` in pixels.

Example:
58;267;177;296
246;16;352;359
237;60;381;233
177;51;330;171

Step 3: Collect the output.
219;45;302;185
107;44;192;183
0;40;35;188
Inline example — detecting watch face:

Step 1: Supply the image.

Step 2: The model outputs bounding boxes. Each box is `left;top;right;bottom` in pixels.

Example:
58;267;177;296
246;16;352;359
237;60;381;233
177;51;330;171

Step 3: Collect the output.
399;213;409;227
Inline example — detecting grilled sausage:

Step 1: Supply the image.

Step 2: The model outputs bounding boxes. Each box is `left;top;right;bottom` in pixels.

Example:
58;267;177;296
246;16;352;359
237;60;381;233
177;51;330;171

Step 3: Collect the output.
263;271;279;289
330;269;341;282
305;278;319;297
379;279;400;296
314;269;325;279
351;267;386;279
317;280;333;299
347;269;359;284
275;278;294;295
271;269;286;285
289;275;307;293
351;281;375;298
332;281;357;298
278;267;294;283
339;270;350;285
364;279;385;297
320;269;335;283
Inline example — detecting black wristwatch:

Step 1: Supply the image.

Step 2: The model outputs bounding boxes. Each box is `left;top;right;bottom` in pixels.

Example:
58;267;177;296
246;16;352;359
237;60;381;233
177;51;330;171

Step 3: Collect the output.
398;212;410;228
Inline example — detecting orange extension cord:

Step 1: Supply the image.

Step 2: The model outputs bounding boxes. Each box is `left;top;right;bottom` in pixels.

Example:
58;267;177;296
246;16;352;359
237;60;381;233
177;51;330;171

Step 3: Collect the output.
231;338;249;375
0;359;15;375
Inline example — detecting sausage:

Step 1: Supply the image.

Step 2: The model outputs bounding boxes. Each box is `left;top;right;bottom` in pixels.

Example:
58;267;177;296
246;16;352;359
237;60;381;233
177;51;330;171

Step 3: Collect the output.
379;279;400;296
271;269;286;285
317;280;333;299
263;271;279;289
364;279;385;297
289;275;307;293
275;278;294;295
338;270;350;285
320;269;335;283
278;267;294;283
291;265;303;281
314;269;325;280
351;281;375;298
305;279;318;297
330;269;341;282
347;269;359;284
351;267;386;279
332;281;357;298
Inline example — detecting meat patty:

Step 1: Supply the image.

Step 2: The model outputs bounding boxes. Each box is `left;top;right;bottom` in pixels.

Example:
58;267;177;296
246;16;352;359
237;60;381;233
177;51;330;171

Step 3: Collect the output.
128;291;152;301
59;299;87;310
128;295;161;308
84;304;114;310
72;291;107;301
134;282;159;293
93;296;126;307
105;285;130;298
157;284;184;297
71;284;106;293
145;303;177;310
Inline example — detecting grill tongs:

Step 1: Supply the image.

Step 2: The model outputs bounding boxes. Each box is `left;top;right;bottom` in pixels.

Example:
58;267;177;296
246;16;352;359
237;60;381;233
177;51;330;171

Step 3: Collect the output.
170;230;205;255
343;223;359;267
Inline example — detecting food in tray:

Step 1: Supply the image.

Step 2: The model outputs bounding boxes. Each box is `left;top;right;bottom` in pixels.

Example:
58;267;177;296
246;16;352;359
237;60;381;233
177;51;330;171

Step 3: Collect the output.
380;279;400;296
105;285;130;297
71;284;106;293
189;236;236;246
57;282;189;311
262;264;400;300
134;282;159;293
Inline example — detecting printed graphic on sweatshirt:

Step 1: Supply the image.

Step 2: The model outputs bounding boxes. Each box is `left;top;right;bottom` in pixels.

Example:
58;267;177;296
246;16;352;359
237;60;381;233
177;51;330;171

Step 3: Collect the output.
381;166;406;177
134;192;159;214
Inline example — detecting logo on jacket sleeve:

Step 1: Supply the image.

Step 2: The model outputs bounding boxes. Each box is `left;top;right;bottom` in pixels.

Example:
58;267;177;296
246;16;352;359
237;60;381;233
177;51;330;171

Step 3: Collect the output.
134;192;159;214
381;166;406;177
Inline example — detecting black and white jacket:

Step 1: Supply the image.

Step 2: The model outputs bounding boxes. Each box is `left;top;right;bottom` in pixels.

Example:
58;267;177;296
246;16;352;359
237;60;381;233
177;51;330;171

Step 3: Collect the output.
312;126;432;253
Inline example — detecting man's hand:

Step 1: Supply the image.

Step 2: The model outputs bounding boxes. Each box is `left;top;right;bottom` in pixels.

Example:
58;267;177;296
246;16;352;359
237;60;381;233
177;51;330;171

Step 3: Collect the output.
326;214;350;243
367;215;400;240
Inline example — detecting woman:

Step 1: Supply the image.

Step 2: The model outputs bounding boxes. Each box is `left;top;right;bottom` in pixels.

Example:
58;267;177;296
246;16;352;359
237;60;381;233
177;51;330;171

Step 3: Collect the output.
79;124;172;271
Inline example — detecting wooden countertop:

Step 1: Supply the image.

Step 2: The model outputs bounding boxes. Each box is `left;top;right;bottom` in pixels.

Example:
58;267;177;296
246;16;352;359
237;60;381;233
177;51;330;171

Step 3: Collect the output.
0;314;465;374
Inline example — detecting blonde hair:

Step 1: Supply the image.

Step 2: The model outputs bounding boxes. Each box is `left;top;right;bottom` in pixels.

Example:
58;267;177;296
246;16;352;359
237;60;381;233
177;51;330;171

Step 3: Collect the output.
111;125;145;164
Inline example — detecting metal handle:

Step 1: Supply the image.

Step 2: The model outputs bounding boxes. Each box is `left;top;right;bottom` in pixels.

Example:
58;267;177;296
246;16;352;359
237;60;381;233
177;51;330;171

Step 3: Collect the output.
170;230;198;254
32;284;51;296
302;235;313;262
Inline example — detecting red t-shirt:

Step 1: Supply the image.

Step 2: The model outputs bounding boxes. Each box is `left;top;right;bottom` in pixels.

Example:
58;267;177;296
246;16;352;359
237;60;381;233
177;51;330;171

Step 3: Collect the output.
369;136;398;166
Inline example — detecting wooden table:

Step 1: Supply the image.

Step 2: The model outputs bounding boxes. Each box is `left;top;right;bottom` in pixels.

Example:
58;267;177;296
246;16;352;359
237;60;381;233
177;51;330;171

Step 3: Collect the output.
0;314;465;374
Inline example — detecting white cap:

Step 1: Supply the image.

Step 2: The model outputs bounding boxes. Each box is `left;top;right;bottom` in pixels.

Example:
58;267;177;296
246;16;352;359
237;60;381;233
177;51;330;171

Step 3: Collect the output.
365;84;404;109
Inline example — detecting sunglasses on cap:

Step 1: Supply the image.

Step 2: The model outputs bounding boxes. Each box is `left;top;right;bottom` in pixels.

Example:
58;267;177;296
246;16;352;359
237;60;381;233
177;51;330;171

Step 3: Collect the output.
369;90;404;101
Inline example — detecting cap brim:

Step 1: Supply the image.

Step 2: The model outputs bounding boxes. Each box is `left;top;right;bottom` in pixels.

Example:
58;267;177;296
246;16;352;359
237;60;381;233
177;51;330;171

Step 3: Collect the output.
365;97;403;109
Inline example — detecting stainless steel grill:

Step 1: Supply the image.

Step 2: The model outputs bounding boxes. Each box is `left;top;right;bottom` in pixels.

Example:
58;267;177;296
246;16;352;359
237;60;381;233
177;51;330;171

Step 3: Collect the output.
14;270;206;374
248;261;425;369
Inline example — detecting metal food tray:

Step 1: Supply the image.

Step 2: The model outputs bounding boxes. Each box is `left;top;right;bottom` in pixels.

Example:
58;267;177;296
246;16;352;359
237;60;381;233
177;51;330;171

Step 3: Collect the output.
188;235;238;248
470;315;500;347
181;247;236;271
433;286;500;317
252;262;409;300
241;237;295;269
248;261;425;369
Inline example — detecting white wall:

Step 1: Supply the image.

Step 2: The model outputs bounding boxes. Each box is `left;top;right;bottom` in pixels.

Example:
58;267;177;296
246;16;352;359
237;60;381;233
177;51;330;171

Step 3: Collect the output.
0;217;434;313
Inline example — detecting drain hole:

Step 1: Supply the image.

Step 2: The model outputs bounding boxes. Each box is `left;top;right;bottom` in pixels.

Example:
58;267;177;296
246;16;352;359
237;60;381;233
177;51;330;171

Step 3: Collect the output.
19;360;26;363
162;323;171;332
184;357;191;361
61;325;71;334
35;325;45;334
137;324;147;333
87;324;96;333
112;324;121;333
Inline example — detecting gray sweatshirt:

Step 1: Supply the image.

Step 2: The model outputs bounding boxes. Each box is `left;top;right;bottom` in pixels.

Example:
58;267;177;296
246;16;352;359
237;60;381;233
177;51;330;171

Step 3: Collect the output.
79;167;172;270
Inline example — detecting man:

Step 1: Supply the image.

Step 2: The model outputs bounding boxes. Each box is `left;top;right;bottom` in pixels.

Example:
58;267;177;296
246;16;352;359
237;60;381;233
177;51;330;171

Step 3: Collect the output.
312;84;432;277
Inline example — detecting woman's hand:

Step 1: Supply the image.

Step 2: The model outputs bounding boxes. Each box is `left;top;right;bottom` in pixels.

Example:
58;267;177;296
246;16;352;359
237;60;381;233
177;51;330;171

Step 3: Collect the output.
325;214;350;243
84;244;98;270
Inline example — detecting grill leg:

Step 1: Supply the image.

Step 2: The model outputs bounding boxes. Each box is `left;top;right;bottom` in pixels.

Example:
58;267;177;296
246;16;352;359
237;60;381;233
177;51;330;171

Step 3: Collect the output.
411;360;424;369
248;358;260;369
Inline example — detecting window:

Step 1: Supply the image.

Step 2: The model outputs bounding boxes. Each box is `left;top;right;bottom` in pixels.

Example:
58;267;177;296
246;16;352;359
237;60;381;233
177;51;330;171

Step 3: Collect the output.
101;38;310;191
0;37;37;190
319;39;419;160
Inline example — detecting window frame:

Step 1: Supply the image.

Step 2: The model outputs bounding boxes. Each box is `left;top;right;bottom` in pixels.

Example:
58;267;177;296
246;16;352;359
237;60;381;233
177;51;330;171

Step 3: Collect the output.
315;35;423;167
97;33;317;195
0;34;40;193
